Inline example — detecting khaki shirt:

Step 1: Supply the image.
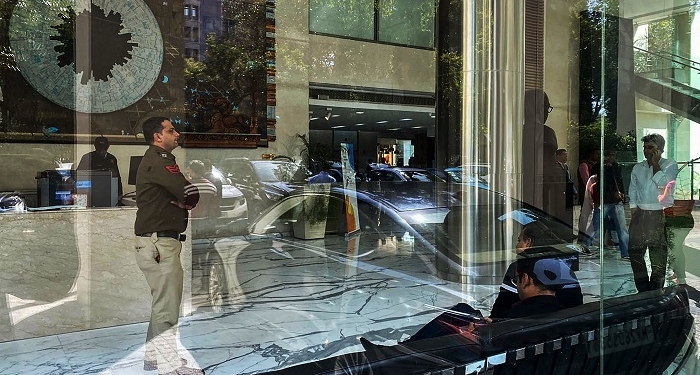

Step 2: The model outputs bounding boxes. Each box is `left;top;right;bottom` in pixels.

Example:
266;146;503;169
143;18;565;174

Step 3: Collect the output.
134;145;199;234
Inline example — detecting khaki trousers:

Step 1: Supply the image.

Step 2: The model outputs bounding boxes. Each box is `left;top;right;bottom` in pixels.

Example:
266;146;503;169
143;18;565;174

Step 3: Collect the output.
135;235;184;374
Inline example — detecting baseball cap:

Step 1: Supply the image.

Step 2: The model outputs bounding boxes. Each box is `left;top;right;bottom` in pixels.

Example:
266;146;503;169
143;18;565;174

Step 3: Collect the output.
532;258;578;287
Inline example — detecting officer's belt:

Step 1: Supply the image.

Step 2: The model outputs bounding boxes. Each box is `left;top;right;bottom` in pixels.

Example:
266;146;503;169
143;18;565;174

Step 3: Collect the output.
138;231;181;240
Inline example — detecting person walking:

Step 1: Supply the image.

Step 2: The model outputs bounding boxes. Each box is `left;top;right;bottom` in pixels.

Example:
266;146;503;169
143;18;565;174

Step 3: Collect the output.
577;148;600;243
134;116;204;375
592;151;629;259
553;148;576;227
628;133;678;292
556;149;578;208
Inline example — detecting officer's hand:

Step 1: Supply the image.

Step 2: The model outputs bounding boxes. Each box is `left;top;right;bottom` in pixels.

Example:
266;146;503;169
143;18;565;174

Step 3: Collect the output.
170;200;195;210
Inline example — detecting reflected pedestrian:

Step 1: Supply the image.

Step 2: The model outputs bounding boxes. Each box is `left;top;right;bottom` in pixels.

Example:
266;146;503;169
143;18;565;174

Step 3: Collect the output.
556;149;577;205
628;133;678;292
308;162;337;184
577;148;600;243
592;151;629;259
491;222;583;318
77;136;123;198
522;89;558;212
553;148;576;227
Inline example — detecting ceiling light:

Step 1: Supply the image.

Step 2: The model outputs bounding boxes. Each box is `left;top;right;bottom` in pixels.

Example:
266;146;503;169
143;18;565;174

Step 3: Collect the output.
310;117;319;121
356;111;364;114
376;120;388;124
412;126;423;129
331;114;340;118
387;127;400;131
331;125;345;129
356;123;365;126
399;118;413;121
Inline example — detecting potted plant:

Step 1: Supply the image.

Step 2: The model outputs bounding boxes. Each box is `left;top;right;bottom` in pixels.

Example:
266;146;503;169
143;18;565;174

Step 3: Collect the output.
296;133;338;174
290;133;339;239
291;183;332;239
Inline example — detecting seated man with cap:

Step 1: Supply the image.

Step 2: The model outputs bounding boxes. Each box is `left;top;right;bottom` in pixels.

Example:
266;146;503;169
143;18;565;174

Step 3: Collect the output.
77;136;123;198
490;255;576;320
355;254;580;374
406;253;576;341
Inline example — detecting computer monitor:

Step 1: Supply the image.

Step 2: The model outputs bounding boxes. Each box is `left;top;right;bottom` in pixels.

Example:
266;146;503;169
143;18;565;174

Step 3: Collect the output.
75;170;118;207
128;156;143;185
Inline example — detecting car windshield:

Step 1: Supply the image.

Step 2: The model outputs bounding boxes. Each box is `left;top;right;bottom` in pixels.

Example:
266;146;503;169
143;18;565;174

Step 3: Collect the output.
445;165;489;184
445;169;464;182
445;170;488;185
253;161;309;183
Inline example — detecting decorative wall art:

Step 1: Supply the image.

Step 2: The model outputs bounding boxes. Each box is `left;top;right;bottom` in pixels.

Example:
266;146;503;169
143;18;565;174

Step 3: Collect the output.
9;0;162;114
0;0;275;147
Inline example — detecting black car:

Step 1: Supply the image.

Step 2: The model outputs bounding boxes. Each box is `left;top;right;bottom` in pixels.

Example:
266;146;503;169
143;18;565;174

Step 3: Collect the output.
188;182;582;368
366;166;446;182
249;185;578;284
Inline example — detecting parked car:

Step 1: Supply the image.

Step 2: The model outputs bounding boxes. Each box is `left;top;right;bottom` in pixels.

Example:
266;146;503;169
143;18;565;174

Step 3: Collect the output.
425;167;448;181
0;192;26;213
202;165;248;236
218;158;311;221
193;187;578;310
444;164;490;190
366;166;446;182
191;184;581;369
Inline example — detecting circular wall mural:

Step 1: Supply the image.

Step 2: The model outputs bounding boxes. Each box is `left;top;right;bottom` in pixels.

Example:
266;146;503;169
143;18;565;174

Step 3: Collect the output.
9;0;163;113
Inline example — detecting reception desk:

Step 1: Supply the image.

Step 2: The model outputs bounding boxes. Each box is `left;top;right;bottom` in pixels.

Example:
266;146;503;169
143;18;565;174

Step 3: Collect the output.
0;207;195;343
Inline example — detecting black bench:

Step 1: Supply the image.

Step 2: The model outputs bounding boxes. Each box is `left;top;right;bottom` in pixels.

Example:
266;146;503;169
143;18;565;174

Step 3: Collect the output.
257;286;695;375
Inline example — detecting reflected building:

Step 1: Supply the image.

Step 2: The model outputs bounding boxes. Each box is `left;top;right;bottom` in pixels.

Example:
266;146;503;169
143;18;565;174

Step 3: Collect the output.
183;0;223;60
0;1;700;374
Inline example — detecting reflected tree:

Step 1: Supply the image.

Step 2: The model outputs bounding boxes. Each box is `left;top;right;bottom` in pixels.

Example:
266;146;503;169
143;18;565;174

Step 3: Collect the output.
183;0;267;135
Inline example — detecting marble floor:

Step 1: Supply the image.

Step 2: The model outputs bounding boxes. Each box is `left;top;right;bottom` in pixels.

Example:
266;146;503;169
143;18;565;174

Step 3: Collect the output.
2;220;700;374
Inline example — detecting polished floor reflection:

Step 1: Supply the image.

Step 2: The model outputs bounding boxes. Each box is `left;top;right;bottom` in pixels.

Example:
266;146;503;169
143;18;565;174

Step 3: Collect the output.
1;217;700;374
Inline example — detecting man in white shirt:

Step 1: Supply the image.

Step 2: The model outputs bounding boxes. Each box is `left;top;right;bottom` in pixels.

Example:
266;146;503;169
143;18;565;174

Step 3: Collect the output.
628;133;678;292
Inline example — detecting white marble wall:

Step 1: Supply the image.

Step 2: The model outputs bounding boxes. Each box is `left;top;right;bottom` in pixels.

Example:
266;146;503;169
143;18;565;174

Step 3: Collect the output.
0;208;195;343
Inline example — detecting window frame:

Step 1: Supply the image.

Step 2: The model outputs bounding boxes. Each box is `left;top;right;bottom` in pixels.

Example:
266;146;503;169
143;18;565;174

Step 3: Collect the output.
308;0;436;50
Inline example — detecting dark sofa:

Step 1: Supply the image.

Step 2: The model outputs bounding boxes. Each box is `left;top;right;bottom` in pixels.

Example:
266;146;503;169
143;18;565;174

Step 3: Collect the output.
258;286;695;375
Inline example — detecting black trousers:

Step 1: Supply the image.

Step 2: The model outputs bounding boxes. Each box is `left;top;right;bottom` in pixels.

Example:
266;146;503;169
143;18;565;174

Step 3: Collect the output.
404;303;482;342
628;209;668;292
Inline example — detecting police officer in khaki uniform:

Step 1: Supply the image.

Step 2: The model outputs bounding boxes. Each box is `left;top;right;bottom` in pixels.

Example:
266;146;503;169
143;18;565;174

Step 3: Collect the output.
134;117;204;375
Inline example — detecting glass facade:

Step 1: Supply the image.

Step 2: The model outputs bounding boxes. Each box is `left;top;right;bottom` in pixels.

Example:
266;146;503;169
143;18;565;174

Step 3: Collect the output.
309;0;375;40
1;0;700;374
310;0;435;48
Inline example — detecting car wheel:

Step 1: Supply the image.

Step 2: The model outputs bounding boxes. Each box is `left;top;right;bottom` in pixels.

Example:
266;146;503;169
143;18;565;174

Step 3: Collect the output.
206;253;228;313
